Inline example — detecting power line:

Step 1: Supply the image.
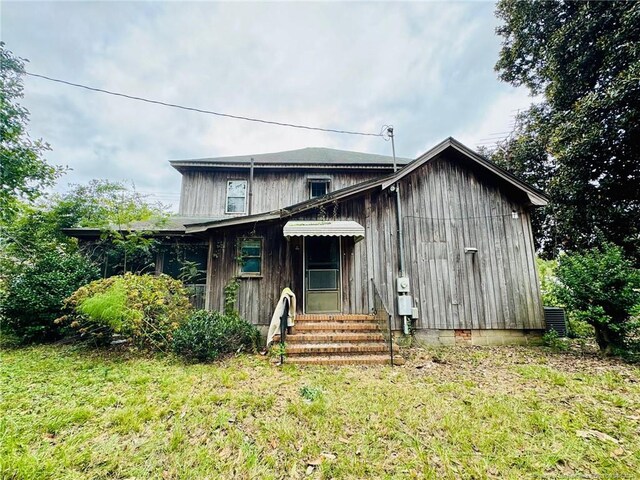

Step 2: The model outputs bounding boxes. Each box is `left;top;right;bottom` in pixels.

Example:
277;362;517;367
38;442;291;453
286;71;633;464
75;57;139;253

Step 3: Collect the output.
26;72;384;138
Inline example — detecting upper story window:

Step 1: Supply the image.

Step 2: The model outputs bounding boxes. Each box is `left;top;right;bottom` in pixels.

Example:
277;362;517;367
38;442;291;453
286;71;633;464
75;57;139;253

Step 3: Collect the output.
226;180;247;214
309;178;331;199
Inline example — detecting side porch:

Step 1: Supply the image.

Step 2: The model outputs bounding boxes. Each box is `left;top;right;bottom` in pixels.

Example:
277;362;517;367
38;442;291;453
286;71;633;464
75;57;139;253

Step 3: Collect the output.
202;219;402;364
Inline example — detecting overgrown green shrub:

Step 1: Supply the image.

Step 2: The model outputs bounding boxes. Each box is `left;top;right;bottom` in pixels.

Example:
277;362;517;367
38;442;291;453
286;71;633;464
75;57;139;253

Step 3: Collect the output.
567;316;595;339
536;257;560;306
172;310;260;362
542;329;569;351
59;273;192;349
77;281;130;332
553;244;640;354
0;251;99;343
537;257;593;338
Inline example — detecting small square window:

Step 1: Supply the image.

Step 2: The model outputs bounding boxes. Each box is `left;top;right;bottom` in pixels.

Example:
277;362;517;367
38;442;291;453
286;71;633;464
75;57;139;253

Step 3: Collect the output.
226;180;247;214
309;180;330;199
239;238;262;276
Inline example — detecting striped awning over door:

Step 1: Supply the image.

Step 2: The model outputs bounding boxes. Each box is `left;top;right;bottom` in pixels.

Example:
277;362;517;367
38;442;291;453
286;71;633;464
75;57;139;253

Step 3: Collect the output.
283;220;365;242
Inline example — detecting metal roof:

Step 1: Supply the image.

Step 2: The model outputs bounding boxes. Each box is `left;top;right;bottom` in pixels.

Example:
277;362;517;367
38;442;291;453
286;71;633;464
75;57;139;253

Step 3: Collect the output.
170;147;411;172
283;220;365;242
63;215;223;237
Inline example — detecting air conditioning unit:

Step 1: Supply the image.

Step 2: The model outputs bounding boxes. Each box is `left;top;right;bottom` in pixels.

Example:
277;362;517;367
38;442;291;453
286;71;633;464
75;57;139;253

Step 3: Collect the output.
544;307;567;337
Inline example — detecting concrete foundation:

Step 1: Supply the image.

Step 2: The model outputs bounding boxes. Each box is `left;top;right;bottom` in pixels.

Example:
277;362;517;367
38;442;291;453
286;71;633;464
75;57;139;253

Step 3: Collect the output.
414;328;544;346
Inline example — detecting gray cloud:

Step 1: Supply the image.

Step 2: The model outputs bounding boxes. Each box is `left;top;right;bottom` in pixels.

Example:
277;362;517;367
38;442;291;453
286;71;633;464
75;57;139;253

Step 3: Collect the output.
2;1;534;210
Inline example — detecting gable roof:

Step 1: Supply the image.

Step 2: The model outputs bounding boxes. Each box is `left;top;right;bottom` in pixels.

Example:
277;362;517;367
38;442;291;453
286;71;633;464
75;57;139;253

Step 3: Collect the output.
185;137;549;233
381;137;549;206
170;147;412;172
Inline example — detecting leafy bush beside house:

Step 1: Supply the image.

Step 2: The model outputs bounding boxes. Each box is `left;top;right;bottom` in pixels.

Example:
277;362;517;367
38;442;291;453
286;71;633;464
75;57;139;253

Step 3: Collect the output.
0;251;99;343
536;257;559;306
536;257;594;339
553;244;640;354
59;273;192;349
173;310;260;362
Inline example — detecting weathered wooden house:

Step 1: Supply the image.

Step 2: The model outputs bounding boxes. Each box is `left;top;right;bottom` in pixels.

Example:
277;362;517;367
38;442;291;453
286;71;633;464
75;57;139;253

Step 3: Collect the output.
68;137;548;364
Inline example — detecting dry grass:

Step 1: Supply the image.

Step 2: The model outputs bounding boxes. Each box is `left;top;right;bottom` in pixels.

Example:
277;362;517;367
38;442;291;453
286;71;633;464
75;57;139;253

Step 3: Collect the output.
1;344;639;479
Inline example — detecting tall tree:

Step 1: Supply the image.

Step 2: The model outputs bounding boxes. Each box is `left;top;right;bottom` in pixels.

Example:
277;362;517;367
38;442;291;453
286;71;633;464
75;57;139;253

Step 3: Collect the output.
1;180;168;277
0;43;63;221
491;1;640;262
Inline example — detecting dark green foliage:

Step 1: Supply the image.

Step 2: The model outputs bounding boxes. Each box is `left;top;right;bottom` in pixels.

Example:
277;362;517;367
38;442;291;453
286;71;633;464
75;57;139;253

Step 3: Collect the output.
0;178;169;344
60;273;192;349
0;251;99;343
567;317;595;341
536;257;594;339
492;1;640;262
172;310;260;362
1;180;167;273
553;244;640;354
0;43;63;221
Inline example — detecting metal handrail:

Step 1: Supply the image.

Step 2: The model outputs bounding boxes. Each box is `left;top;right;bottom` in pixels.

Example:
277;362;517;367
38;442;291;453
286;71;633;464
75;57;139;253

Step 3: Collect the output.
279;300;289;365
371;279;394;366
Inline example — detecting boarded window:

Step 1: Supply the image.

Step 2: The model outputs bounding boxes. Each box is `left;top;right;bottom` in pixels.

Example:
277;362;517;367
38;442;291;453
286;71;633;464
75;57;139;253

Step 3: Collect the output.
226;180;247;213
239;238;262;276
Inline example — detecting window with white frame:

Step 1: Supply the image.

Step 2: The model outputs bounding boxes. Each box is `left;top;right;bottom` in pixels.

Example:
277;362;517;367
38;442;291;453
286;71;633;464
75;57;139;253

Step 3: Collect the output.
226;180;247;214
308;178;330;199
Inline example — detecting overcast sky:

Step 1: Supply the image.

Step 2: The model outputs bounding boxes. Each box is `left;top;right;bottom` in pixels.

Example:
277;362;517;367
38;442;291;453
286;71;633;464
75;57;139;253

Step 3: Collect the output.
2;1;534;210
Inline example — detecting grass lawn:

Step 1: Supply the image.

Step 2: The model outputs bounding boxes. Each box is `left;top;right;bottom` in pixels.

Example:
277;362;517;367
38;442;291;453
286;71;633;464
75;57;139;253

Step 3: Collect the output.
1;344;639;479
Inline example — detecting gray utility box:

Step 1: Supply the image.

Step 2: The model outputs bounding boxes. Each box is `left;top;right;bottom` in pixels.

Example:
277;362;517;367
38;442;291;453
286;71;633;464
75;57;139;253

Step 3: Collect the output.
397;277;410;293
397;295;413;316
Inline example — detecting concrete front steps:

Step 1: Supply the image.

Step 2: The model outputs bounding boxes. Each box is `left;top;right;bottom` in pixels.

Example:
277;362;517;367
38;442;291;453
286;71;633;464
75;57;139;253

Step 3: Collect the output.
277;314;404;366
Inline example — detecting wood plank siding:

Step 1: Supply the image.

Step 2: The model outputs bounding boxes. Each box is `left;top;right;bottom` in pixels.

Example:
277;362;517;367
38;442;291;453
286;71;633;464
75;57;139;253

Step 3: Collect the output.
179;169;386;217
204;153;544;330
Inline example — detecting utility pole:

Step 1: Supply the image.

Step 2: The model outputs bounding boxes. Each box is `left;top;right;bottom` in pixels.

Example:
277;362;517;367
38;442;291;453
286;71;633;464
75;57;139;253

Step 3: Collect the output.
387;127;405;277
388;127;411;335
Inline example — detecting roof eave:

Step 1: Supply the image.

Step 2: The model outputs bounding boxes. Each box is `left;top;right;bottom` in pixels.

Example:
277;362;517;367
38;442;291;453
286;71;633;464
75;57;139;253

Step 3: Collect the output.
170;161;408;172
62;227;189;238
185;212;281;233
381;137;550;206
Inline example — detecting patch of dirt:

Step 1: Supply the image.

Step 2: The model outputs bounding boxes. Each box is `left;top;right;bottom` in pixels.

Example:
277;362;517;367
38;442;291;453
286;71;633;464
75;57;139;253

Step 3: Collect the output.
402;344;639;390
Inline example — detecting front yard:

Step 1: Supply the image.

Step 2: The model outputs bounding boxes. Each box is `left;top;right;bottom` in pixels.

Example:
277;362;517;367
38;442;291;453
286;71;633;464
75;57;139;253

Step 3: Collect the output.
1;344;639;479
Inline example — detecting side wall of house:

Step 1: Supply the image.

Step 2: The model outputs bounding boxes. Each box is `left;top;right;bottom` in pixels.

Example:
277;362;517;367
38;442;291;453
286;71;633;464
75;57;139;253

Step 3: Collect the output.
291;154;545;331
371;155;545;330
179;169;387;217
